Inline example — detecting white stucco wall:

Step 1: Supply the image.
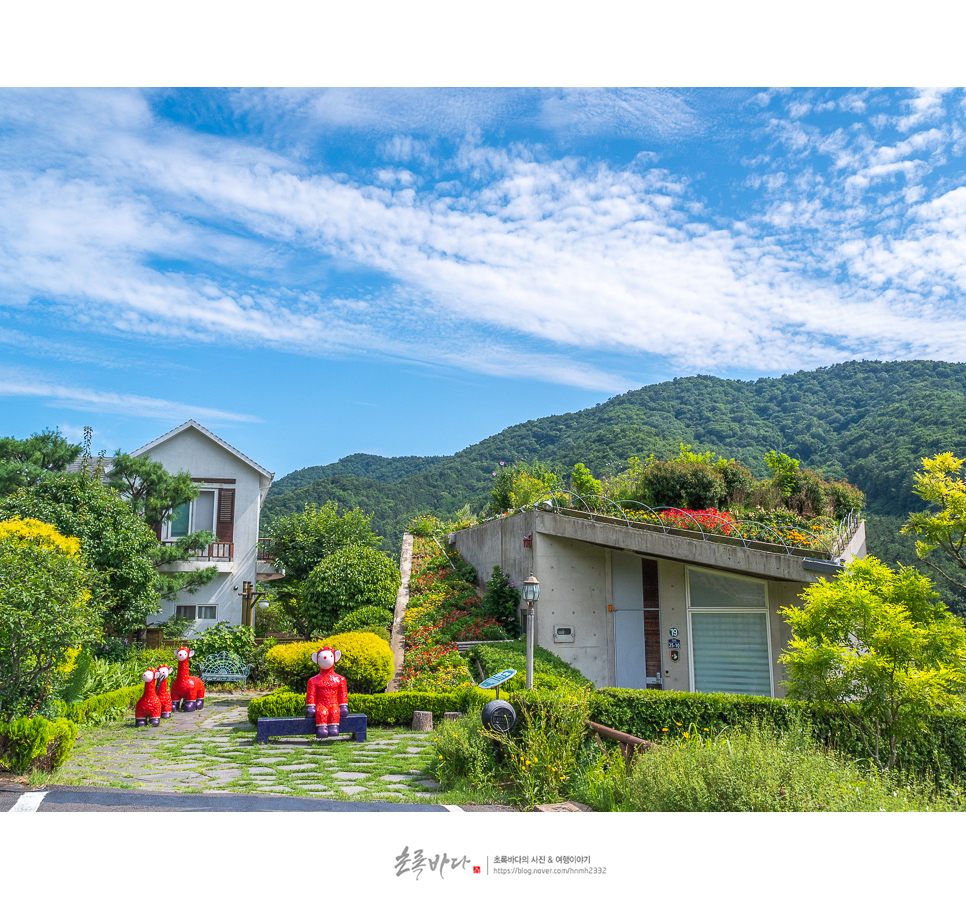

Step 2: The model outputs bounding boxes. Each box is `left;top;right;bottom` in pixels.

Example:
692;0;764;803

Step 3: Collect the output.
141;426;266;632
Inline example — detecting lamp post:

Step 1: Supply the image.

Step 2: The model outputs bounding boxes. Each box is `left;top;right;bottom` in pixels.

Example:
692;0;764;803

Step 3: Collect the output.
521;573;540;690
239;580;270;629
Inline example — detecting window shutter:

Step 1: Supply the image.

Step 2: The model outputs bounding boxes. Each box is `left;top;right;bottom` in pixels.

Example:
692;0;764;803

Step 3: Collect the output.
216;488;235;543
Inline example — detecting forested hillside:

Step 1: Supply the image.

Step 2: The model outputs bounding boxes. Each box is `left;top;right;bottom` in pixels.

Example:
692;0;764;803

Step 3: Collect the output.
263;360;966;603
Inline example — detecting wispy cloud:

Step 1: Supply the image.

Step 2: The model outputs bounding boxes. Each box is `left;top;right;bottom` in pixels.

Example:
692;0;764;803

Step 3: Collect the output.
0;368;262;423
3;87;966;399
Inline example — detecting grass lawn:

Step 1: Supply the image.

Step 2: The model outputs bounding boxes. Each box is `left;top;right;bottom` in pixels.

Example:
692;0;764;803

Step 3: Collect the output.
39;695;512;805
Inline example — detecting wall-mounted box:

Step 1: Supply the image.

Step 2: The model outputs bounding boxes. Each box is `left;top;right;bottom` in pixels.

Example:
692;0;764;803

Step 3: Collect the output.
553;625;575;643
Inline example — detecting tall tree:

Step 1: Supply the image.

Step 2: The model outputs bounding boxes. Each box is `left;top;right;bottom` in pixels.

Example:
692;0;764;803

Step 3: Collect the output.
105;451;218;600
903;452;966;590
780;556;966;771
0;428;82;495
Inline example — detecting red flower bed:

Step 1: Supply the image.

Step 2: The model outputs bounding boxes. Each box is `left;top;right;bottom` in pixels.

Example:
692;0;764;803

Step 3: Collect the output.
658;508;736;535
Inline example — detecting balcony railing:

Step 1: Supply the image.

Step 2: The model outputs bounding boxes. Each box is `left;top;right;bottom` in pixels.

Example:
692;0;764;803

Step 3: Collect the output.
257;537;275;562
161;540;233;561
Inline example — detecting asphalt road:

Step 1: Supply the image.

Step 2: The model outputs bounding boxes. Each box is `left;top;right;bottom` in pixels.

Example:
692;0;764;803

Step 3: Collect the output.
0;782;457;812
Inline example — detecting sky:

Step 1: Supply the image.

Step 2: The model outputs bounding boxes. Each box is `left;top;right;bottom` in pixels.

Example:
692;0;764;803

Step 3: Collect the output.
3;84;966;480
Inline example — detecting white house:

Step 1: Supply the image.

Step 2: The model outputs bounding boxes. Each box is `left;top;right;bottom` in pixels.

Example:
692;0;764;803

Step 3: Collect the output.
131;420;277;633
452;507;867;698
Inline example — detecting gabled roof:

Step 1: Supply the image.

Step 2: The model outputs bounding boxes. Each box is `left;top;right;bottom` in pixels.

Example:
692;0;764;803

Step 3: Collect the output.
131;419;274;481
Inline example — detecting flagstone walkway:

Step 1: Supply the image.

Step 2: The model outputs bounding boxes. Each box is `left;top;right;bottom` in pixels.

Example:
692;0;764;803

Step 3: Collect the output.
59;694;442;802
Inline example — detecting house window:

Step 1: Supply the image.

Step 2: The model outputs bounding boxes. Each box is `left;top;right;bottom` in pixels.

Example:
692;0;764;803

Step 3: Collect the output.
165;490;216;540
175;605;217;621
687;567;772;696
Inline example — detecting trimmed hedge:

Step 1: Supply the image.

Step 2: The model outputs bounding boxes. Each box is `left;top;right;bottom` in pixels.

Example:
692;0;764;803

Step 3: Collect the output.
0;716;78;774
248;687;495;726
588;688;966;785
63;684;143;724
466;640;593;689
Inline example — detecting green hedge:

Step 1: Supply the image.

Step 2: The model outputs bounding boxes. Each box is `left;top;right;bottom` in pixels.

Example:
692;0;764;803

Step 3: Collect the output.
248;687;495;726
66;684;143;724
588;688;966;785
0;716;78;774
465;640;593;689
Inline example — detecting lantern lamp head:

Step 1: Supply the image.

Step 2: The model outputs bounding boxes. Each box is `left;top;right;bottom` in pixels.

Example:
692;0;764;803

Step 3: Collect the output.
522;573;540;604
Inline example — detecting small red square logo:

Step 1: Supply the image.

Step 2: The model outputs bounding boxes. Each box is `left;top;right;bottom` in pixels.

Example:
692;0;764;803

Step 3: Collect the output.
473;866;481;874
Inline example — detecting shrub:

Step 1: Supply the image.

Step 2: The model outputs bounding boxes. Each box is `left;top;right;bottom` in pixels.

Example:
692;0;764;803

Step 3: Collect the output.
67;685;143;724
267;632;393;694
432;709;498;790
266;641;320;691
333;605;394;633
490;687;591;808
623;720;959;812
188;623;273;683
301;545;400;636
321;631;393;694
247;686;493;726
466;640;593;689
587;687;966;787
0;517;100;721
0;715;78;774
480;567;521;638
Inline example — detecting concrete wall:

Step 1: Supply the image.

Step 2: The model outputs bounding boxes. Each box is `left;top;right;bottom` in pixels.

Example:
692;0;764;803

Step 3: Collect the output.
453;512;814;697
144;426;263;632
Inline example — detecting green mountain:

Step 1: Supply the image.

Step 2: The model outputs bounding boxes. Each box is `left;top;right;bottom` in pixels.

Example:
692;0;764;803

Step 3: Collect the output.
263;359;966;607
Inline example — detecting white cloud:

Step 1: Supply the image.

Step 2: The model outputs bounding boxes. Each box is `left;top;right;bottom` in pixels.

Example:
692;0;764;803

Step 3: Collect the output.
0;369;262;423
4;88;966;395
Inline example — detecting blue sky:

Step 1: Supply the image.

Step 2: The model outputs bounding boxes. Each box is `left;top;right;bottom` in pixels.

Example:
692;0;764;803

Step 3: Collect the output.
3;86;966;480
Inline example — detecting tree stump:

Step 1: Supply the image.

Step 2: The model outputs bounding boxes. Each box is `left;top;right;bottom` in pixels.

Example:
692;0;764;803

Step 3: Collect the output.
443;711;461;721
412;710;433;731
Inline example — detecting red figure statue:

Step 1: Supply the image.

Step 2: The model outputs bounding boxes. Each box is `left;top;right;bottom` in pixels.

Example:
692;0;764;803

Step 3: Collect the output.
306;647;348;738
135;668;162;727
171;647;206;712
156;664;173;719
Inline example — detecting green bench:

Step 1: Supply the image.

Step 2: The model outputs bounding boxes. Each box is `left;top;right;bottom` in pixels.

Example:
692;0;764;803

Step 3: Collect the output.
199;652;252;689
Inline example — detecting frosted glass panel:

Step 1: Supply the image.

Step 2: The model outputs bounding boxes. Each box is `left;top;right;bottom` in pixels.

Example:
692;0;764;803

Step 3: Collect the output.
692;610;771;696
193;491;215;533
688;568;766;608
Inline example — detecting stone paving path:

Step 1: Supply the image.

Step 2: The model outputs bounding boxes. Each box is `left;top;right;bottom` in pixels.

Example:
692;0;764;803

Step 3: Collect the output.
59;695;441;801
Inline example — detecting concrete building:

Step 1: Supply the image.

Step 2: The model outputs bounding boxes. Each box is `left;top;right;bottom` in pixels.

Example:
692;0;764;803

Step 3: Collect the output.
131;420;277;633
451;508;866;697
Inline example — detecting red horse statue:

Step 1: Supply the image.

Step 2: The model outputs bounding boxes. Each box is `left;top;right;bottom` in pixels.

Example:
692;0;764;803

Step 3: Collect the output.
135;668;162;727
171;647;206;712
306;647;348;738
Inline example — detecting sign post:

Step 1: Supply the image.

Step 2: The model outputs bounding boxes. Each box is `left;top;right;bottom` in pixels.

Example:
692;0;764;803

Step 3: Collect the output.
478;668;517;699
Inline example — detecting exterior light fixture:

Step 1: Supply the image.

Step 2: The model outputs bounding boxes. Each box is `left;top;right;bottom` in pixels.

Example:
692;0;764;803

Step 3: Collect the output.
522;573;540;688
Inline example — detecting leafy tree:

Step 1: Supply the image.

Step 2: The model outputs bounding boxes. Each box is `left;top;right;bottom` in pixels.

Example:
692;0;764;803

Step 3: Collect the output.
0;428;82;495
779;556;966;771
105;451;199;529
0;472;160;636
268;501;381;583
0;518;100;721
298;545;400;638
105;451;218;600
480;566;521;638
902;453;966;590
488;460;563;515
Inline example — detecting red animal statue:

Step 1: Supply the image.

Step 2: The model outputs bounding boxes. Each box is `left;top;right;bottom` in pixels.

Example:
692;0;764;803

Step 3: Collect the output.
306;647;348;738
156;663;173;719
135;668;162;727
171;647;206;712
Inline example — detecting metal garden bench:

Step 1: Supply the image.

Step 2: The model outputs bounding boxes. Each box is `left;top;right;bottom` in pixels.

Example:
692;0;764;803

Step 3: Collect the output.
198;652;252;689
